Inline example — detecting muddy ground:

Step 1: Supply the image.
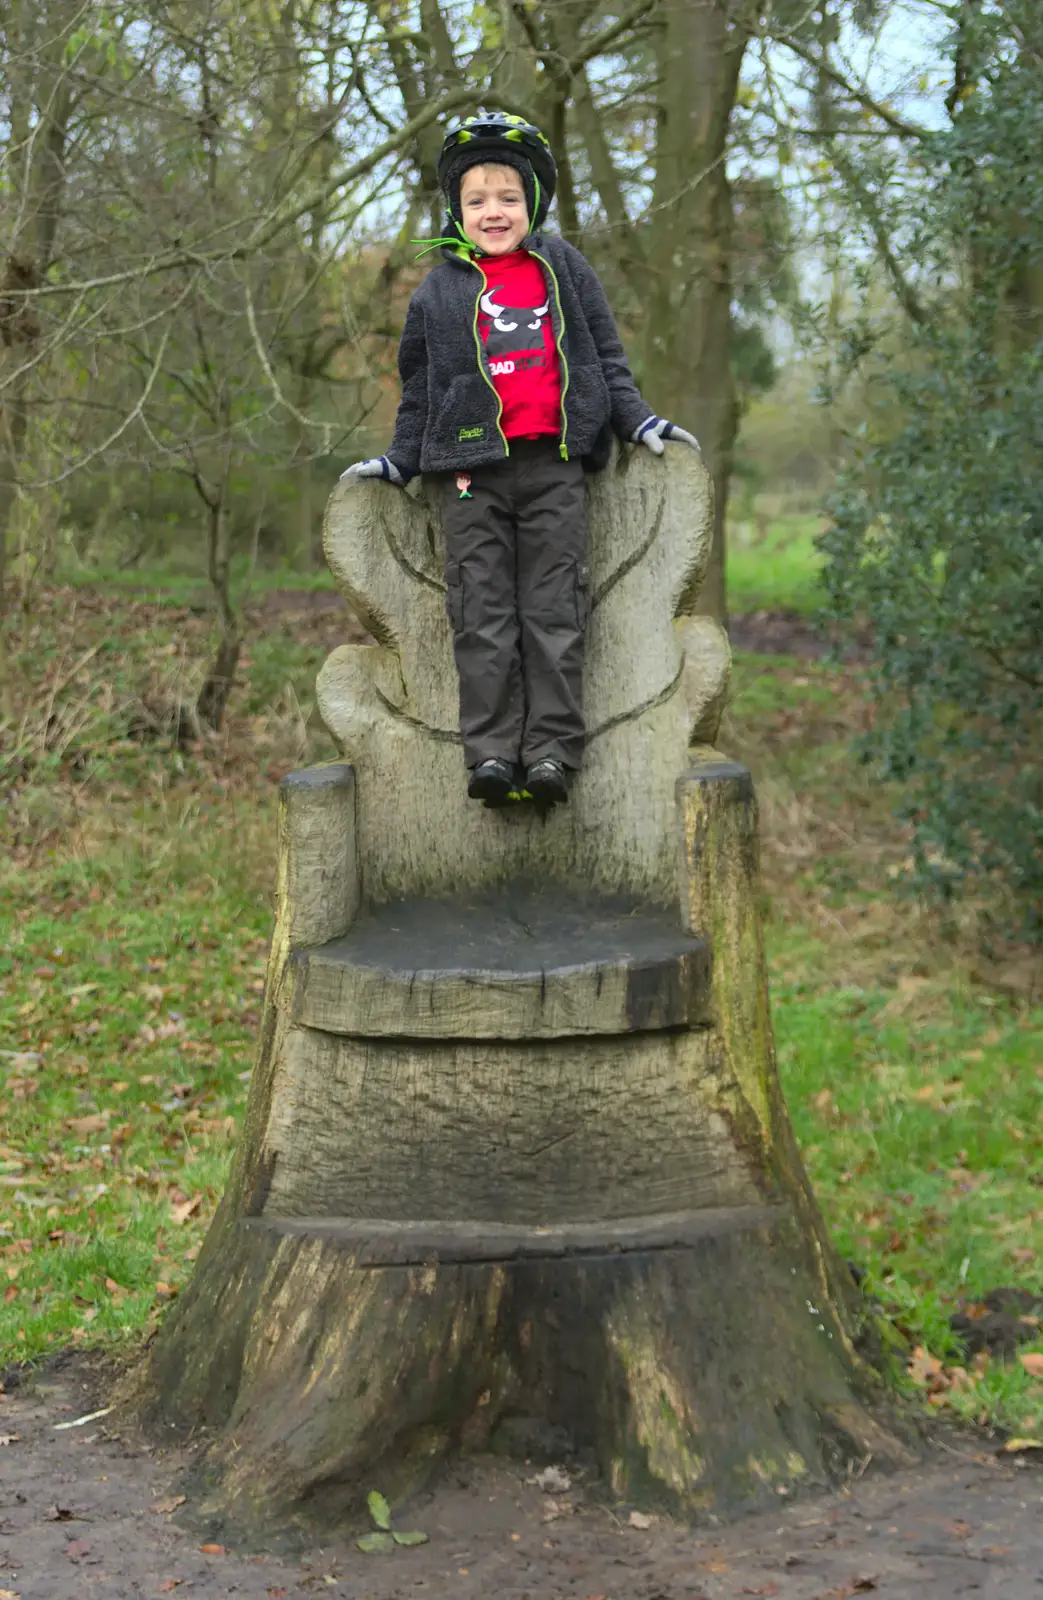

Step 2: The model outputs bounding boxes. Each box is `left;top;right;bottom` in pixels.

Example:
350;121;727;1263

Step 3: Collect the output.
0;1359;1039;1600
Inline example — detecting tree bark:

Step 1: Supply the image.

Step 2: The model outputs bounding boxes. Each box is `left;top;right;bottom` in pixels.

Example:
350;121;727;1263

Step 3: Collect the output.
642;0;747;622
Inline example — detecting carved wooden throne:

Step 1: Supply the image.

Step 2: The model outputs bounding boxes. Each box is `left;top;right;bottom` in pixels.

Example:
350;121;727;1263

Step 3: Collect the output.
143;446;907;1537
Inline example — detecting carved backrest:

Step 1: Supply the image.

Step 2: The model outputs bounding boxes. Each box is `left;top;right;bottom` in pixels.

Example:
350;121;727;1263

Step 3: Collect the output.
318;445;729;907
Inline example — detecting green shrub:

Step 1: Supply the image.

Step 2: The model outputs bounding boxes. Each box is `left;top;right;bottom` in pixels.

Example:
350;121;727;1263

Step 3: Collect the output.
820;28;1043;933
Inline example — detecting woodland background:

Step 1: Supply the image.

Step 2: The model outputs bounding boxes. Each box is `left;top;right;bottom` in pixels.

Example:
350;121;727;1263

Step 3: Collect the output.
0;1;1041;1439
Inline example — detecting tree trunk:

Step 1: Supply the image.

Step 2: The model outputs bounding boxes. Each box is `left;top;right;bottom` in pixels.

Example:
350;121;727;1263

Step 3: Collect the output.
0;0;73;627
642;0;746;623
131;448;910;1539
196;445;240;731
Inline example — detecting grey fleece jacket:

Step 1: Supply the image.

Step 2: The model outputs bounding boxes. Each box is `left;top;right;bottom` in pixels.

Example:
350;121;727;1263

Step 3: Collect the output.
386;232;654;481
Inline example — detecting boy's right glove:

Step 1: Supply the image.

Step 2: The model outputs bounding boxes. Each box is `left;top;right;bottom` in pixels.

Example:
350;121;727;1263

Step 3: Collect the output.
340;455;407;486
632;416;700;455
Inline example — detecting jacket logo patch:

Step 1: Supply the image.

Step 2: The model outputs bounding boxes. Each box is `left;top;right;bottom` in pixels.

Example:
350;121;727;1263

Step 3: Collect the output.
458;425;485;441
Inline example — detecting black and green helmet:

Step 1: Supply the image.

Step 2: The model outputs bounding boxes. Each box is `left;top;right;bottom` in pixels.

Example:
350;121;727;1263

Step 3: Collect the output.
437;111;557;230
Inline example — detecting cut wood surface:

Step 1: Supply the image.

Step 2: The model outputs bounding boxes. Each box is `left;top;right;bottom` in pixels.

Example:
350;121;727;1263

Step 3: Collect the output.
242;1204;784;1263
291;886;712;1038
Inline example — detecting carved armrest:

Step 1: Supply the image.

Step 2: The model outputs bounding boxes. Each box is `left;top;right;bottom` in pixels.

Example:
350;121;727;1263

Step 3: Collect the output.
277;764;359;950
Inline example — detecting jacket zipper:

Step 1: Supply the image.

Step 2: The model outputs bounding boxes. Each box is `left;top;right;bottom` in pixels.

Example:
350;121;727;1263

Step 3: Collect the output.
529;250;570;460
469;260;509;456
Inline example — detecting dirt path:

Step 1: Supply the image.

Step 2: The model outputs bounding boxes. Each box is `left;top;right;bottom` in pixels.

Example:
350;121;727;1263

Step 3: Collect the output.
1;1362;1039;1600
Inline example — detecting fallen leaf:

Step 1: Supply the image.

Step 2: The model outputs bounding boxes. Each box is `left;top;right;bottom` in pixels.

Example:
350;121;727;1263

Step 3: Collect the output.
393;1529;429;1546
0;1434;21;1446
367;1489;392;1530
357;1532;395;1554
158;1582;182;1592
0;1590;20;1599
199;1543;225;1555
627;1510;652;1530
541;1497;572;1522
267;1590;288;1598
64;1114;109;1137
65;1539;92;1560
150;1495;186;1515
1019;1352;1043;1379
169;1196;201;1225
907;1346;943;1387
999;1437;1043;1453
527;1465;571;1494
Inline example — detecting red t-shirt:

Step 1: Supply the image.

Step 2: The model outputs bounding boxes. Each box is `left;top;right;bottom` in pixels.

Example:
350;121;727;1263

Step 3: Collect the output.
476;251;561;440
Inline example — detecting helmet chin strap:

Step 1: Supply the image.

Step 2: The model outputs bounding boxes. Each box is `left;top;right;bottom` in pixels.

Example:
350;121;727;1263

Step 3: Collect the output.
412;211;482;260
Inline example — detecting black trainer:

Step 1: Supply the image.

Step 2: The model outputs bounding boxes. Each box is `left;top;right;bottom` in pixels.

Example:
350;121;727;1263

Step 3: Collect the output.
467;758;515;803
525;758;568;806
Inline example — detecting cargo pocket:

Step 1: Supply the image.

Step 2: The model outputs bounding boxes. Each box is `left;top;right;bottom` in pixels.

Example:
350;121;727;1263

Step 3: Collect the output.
445;560;464;633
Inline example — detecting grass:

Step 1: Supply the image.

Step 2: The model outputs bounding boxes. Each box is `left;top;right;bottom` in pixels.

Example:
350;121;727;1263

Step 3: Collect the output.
721;646;1043;1436
1;546;1041;1443
726;512;825;615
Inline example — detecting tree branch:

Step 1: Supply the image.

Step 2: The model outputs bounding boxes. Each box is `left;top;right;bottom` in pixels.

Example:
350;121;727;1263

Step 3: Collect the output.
775;32;931;140
4;85;486;305
511;0;656;86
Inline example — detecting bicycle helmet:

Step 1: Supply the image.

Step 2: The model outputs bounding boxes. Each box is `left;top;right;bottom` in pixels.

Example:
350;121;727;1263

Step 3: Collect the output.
438;111;557;230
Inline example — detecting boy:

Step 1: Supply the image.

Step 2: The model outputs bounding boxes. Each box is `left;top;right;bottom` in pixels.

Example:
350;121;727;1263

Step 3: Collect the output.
342;111;698;807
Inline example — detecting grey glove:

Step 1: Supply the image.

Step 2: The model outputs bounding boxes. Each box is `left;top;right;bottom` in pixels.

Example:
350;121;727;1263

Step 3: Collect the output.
339;455;407;486
632;415;700;455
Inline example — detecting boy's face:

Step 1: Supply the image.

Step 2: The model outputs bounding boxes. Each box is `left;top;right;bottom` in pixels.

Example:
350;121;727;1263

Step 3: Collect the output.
459;164;529;255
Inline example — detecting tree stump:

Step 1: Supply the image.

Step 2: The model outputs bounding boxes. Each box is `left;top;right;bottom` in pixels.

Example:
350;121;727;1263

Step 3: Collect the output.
139;445;910;1538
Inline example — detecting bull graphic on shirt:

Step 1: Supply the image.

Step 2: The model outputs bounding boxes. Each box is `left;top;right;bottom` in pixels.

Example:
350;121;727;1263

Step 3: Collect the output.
479;289;550;359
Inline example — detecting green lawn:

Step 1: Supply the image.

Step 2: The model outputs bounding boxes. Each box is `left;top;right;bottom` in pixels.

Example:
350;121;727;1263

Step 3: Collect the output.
1;556;1040;1441
727;513;825;615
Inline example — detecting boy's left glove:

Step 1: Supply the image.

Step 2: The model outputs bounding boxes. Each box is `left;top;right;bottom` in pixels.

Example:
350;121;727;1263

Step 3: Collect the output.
340;455;407;486
632;416;700;455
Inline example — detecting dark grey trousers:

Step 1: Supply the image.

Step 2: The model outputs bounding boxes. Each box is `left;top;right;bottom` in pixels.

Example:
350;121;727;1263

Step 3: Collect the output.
439;439;589;770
